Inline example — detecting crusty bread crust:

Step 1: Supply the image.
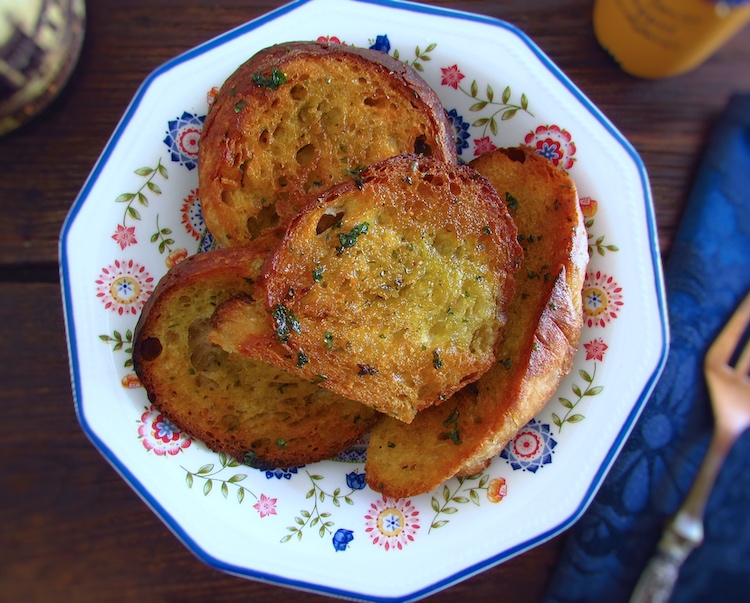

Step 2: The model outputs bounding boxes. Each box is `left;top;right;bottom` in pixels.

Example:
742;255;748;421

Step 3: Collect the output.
198;41;458;247
132;246;376;469
211;153;521;423
365;146;587;497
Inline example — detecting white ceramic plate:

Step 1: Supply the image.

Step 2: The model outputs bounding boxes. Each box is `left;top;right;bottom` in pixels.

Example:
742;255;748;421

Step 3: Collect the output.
60;0;668;600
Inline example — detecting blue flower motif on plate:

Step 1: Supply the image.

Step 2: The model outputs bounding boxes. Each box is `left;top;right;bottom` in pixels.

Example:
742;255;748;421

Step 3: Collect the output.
332;528;354;551
500;418;557;472
163;112;205;170
447;108;471;156
345;471;366;490
264;466;302;480
369;34;390;53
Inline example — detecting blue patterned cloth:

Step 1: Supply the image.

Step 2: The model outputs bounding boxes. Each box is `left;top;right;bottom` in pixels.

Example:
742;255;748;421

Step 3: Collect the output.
542;94;750;603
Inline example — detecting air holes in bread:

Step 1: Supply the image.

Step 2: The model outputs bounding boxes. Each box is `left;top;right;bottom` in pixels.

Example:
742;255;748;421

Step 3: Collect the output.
422;173;445;187
433;230;459;258
502;147;527;163
316;210;345;235
470;323;495;352
364;95;386;108
139;337;162;361
296;143;315;166
298;104;315;124
188;318;229;372
417;181;432;198
290;84;307;100
198;42;459;247
413;135;432;157
195;373;220;391
321;107;343;128
246;204;280;238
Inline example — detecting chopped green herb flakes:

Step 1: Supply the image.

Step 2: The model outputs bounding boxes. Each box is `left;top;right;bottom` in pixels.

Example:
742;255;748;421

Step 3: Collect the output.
251;68;287;90
441;408;461;444
337;222;369;253
505;191;519;210
273;304;301;343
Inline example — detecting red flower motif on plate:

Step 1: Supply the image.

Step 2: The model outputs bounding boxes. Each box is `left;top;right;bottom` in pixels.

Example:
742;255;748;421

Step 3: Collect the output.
473;136;497;156
365;496;420;551
112;224;137;250
582;271;623;328
95;259;154;315
317;35;343;44
254;493;278;518
440;64;465;90
524;125;576;170
137;405;192;456
584;338;609;361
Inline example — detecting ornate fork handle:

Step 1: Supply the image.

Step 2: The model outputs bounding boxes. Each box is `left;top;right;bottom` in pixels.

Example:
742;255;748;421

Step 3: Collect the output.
628;517;701;603
629;425;735;603
632;292;750;602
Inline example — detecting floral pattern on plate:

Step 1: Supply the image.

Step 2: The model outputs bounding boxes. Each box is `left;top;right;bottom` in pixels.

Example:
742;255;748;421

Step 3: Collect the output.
62;3;665;599
91;31;627;554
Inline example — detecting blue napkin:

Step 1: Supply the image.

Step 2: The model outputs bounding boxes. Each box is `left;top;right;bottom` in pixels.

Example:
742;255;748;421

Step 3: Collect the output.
542;93;750;603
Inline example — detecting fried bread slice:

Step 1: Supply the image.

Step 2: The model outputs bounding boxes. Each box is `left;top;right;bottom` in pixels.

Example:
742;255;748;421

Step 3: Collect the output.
210;153;522;423
198;41;458;247
132;246;376;469
365;146;588;496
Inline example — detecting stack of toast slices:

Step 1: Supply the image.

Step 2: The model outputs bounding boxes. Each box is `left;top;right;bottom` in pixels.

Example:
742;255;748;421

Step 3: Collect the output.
132;40;588;497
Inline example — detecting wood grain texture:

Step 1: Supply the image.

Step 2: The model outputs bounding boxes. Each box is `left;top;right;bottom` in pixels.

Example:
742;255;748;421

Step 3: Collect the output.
1;1;748;601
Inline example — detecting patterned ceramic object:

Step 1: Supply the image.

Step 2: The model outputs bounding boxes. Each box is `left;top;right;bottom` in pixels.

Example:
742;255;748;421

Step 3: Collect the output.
59;0;668;601
0;0;86;136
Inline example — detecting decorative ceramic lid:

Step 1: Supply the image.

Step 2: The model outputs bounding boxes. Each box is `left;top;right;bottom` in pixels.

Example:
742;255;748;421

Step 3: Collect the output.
0;0;85;136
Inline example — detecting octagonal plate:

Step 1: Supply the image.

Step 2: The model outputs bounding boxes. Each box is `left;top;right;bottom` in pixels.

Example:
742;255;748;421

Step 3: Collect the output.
60;0;668;600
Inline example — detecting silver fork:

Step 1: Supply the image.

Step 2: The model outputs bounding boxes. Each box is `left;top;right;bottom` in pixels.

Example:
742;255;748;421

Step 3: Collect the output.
629;292;750;603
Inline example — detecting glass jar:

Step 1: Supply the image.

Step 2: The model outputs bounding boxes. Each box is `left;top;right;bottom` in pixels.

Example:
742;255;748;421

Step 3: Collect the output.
593;0;750;79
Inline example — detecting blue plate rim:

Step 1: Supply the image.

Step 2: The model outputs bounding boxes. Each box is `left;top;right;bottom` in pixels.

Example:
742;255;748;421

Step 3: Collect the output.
58;0;670;600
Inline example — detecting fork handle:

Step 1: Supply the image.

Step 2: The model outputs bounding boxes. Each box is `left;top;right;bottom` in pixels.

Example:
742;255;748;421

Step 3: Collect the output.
629;427;734;603
628;524;699;603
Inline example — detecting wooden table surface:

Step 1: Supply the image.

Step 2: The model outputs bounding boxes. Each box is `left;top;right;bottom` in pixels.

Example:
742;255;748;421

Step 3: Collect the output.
2;1;748;601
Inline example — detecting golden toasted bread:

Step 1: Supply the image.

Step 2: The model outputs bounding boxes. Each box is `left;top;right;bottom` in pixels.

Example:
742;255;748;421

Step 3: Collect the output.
132;246;377;469
210;153;522;423
365;146;587;497
198;41;458;247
